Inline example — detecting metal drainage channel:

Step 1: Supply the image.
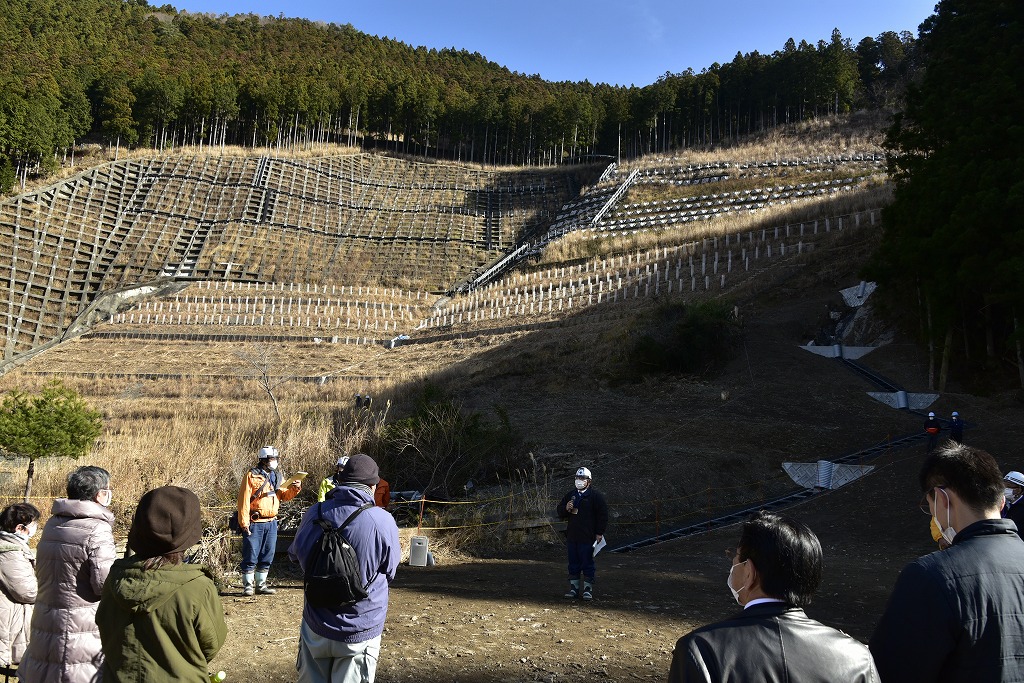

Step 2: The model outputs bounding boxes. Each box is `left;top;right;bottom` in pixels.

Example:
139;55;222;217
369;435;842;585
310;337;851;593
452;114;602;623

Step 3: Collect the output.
839;357;903;393
609;488;819;554
610;353;928;554
609;430;923;554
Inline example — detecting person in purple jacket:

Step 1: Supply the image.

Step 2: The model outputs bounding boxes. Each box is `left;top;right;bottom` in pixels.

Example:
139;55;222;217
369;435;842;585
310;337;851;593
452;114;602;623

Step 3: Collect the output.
289;454;400;683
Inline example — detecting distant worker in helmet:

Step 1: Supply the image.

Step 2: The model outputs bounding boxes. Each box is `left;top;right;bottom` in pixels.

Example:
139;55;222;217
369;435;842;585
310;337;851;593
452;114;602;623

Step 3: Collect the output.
236;446;303;596
949;411;964;444
318;455;350;502
924;412;942;453
556;466;608;601
319;454;391;509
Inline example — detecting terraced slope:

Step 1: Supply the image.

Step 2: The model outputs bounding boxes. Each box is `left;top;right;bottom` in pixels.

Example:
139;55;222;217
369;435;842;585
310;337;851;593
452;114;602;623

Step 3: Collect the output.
1;153;594;373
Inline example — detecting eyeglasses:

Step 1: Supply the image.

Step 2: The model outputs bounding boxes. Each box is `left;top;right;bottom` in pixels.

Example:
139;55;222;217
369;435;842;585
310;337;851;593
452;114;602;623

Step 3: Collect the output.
919;486;945;514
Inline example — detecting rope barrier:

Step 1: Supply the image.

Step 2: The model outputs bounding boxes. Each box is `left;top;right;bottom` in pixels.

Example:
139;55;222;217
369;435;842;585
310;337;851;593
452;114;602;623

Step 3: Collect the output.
0;463;839;535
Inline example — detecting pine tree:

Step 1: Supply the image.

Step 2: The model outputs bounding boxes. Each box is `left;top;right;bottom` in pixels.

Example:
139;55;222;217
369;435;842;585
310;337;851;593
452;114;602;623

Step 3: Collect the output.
0;382;103;501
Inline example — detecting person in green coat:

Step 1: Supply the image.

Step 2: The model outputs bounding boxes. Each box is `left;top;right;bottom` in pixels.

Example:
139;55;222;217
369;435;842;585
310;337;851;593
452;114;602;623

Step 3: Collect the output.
97;486;227;682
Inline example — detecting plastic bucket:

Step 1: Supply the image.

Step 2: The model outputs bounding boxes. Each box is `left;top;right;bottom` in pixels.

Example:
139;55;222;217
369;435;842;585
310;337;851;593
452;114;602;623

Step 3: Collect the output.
409;536;429;567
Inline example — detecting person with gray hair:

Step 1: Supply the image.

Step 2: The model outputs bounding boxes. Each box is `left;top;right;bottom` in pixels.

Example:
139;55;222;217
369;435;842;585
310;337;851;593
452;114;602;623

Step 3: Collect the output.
18;466;117;683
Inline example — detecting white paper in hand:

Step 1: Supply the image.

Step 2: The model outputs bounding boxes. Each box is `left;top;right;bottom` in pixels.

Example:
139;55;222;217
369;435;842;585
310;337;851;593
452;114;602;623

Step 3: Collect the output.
592;537;607;557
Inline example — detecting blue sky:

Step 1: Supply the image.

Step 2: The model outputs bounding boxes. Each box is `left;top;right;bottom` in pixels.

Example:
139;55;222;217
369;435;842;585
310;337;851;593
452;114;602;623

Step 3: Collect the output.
167;0;937;87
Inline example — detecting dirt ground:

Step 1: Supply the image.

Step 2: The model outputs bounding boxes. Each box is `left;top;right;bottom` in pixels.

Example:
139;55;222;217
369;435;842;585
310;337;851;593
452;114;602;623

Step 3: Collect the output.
207;284;1024;682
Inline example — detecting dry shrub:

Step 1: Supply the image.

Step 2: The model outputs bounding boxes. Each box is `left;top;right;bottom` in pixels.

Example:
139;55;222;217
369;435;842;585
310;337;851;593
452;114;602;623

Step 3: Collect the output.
403;455;559;555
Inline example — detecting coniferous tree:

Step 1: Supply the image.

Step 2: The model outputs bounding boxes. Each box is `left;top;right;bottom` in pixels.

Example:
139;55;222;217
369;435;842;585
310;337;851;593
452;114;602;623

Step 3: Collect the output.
869;0;1024;387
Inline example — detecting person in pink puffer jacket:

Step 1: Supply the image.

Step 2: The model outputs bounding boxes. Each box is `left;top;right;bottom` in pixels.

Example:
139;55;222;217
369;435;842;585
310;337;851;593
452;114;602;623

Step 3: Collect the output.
18;466;116;683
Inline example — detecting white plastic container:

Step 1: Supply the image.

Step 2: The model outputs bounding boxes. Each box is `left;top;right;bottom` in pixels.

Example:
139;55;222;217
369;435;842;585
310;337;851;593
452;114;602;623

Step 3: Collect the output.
409;536;429;567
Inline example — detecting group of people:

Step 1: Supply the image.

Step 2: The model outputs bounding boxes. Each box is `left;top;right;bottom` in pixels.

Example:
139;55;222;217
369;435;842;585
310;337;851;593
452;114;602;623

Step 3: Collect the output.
6;442;1024;682
0;448;401;682
924;409;964;452
234;447;392;599
668;442;1024;683
0;465;224;682
231;446;401;682
233;447;400;682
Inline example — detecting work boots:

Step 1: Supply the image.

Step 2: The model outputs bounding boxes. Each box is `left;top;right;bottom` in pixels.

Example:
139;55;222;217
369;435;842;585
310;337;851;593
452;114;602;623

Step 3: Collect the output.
242;572;255;597
582;581;594;601
563;578;581;599
255;571;276;595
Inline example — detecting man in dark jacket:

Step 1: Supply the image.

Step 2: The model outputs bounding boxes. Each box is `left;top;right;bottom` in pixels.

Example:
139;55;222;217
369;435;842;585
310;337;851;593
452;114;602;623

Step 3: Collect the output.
556;467;607;601
668;511;876;683
870;443;1024;683
289;454;400;683
949;410;965;443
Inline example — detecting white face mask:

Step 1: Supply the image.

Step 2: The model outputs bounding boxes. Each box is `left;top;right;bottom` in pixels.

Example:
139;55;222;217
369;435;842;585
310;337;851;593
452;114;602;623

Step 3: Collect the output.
267;460;279;470
98;488;113;508
574;479;588;491
15;523;37;541
727;560;748;605
931;488;956;545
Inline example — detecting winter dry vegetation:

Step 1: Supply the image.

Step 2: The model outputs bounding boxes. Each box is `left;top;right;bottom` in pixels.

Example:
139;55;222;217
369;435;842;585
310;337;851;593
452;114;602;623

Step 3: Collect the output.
0;116;892;519
2;2;1023;678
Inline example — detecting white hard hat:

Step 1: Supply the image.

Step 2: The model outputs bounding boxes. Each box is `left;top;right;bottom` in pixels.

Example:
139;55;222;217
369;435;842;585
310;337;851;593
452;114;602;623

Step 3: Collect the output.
928;412;935;418
575;467;592;479
336;455;350;467
952;411;959;417
258;446;279;459
1004;471;1024;488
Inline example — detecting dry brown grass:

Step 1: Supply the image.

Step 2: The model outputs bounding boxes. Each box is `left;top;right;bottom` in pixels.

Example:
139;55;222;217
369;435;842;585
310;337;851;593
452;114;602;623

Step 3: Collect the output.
0;370;404;533
537;184;892;265
0;115;896;550
619;112;888;172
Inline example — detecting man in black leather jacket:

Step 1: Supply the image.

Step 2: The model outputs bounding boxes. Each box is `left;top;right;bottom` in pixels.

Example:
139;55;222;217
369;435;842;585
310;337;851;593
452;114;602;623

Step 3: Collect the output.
870;444;1024;683
668;511;877;683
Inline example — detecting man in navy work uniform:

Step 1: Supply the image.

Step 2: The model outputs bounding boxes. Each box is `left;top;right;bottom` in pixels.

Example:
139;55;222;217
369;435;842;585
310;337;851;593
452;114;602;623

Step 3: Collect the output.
557;467;607;601
870;443;1024;682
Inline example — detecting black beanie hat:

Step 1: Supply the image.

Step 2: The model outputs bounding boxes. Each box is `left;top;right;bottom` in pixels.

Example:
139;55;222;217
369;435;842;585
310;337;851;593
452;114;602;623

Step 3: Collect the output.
339;454;380;486
128;486;203;558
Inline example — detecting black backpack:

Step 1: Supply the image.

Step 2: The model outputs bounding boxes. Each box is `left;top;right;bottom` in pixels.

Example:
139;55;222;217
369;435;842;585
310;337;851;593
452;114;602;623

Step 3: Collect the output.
304;502;376;608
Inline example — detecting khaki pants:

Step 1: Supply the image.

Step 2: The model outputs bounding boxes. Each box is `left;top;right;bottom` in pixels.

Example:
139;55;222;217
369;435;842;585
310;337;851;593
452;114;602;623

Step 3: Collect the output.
296;620;381;683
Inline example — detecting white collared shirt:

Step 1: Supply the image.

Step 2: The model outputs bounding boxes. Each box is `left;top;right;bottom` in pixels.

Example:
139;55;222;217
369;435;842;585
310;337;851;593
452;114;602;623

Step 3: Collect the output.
744;597;785;609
